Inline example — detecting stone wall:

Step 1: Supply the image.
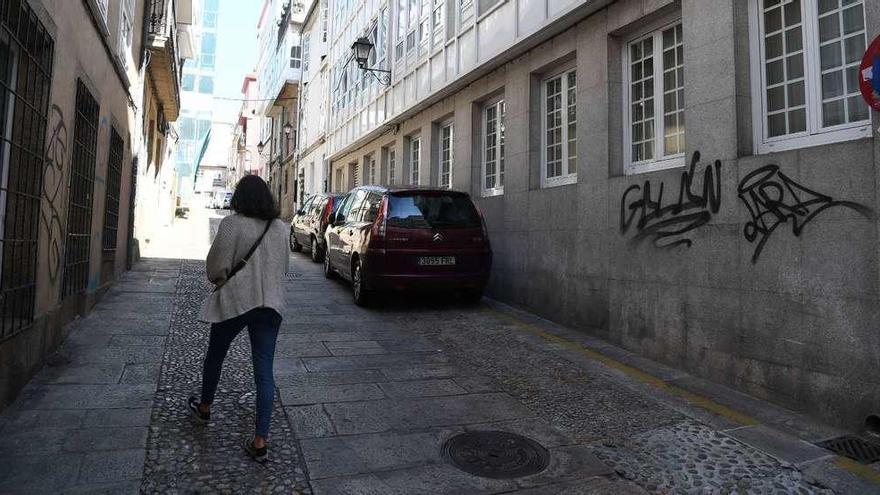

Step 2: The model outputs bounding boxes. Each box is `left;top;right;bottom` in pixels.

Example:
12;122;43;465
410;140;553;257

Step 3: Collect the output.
329;0;880;431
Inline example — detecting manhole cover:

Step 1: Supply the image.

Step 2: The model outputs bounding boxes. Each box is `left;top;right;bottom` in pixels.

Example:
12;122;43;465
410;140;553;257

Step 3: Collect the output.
442;431;550;479
817;435;880;464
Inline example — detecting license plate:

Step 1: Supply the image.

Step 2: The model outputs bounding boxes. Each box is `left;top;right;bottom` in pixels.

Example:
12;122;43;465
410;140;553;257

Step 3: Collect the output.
418;256;456;266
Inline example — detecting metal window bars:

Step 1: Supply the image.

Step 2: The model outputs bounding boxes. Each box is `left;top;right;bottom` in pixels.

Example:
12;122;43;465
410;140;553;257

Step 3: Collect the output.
101;127;123;282
0;0;54;343
62;81;99;299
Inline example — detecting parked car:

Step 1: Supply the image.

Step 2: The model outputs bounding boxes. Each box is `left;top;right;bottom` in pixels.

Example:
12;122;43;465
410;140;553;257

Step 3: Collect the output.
221;191;233;209
323;186;492;306
290;193;342;262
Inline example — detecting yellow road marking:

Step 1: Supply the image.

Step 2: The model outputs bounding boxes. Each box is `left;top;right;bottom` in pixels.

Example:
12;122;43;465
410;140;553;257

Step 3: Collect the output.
488;309;758;426
487;307;880;486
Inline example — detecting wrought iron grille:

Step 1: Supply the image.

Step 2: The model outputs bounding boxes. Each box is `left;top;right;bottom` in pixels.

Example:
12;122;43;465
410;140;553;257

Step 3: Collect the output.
102;129;122;253
101;127;123;281
62;81;99;299
126;157;137;270
0;0;54;342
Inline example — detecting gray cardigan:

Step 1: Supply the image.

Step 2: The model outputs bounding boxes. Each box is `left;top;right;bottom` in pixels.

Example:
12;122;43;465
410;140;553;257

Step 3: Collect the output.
198;214;289;323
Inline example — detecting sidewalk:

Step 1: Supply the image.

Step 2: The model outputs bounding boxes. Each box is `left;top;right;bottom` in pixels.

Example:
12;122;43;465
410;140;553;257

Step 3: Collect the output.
0;252;878;493
0;259;177;493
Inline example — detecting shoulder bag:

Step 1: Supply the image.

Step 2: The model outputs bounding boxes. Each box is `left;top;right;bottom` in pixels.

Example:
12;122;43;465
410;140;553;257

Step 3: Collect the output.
213;220;273;292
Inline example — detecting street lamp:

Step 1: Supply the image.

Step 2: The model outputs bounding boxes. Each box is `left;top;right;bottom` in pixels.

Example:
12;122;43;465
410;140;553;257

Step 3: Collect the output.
257;141;265;154
351;37;391;85
283;122;294;137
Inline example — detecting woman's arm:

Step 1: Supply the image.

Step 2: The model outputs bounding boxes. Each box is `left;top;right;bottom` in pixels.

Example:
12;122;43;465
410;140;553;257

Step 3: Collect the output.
206;217;236;284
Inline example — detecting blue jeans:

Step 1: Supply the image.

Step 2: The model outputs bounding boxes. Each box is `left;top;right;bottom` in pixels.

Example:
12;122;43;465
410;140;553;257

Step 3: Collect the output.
199;307;282;438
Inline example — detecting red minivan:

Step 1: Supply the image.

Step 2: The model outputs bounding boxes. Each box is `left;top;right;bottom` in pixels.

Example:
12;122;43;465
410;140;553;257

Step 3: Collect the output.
323;186;492;305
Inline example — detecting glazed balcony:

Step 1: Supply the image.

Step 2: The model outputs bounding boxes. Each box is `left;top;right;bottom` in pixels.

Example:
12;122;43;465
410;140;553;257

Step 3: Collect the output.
146;0;181;121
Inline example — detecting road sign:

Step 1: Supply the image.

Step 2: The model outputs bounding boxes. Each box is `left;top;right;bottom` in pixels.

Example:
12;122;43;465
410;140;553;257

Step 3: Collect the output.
860;34;880;112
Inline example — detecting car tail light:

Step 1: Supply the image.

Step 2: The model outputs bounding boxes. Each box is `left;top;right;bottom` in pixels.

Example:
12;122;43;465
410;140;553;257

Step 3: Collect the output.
371;197;388;240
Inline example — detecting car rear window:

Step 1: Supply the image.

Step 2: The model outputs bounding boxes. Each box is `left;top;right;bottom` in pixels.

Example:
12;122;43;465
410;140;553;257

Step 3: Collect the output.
387;193;481;229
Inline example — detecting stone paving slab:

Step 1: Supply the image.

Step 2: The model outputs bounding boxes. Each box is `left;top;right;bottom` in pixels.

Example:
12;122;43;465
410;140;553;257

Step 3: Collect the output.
301;428;463;479
310;463;521;495
725;424;833;465
0;260;178;494
301;351;449;372
280;383;386;405
15;384;155;410
377;378;468;398
323;393;537;435
275;370;386;388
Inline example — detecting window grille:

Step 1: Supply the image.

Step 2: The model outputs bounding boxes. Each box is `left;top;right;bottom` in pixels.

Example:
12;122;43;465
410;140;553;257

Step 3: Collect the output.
102;128;123;272
62;81;99;299
0;1;54;341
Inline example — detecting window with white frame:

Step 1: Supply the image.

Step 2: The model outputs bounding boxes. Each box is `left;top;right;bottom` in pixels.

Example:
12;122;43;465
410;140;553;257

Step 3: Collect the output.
321;1;329;42
396;0;406;59
432;0;444;46
483;99;505;195
387;148;397;184
439;123;453;188
367;155;377;184
624;22;685;174
410;136;421;184
302;34;310;73
117;0;134;69
751;0;870;153
408;0;419;52
478;0;502;16
460;0;474;27
377;7;388;67
290;45;302;69
541;68;577;187
419;0;430;49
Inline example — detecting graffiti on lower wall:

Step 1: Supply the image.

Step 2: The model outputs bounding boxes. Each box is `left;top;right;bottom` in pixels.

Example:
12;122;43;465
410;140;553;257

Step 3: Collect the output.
620;151;722;249
617;154;874;262
41;105;68;282
738;164;873;263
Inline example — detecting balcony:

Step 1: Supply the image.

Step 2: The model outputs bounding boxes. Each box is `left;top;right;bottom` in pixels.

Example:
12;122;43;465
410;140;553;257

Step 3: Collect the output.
146;0;182;121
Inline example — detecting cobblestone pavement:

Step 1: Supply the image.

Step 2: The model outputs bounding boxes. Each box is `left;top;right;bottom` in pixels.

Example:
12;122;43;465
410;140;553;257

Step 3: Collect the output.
2;226;880;493
140;260;311;494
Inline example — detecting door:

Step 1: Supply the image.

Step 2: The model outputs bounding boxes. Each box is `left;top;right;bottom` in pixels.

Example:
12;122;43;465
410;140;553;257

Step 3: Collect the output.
326;192;355;270
337;189;368;278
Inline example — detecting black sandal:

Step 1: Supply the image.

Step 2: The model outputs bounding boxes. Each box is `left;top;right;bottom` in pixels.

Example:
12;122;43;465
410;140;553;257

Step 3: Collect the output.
243;437;269;463
187;396;210;424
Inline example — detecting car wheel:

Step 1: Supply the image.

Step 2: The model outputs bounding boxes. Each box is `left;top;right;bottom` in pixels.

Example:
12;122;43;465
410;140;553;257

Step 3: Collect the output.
323;251;335;279
310;237;323;263
352;260;371;307
290;232;302;252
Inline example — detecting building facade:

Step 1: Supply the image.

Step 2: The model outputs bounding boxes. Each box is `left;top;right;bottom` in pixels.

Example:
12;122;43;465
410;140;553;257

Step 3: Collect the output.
312;0;880;432
0;0;190;409
255;0;305;220
175;0;220;200
230;73;267;186
295;0;331;203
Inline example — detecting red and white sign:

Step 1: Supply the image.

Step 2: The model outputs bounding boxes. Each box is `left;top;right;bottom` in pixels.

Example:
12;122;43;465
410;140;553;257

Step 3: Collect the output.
859;34;880;112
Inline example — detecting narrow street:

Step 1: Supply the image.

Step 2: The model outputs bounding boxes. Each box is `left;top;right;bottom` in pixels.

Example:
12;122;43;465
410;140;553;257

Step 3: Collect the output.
0;205;877;494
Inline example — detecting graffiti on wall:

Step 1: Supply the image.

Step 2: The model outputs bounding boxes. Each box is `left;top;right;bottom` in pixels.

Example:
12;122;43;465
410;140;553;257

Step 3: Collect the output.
737;165;873;263
620;151;722;249
41;105;68;282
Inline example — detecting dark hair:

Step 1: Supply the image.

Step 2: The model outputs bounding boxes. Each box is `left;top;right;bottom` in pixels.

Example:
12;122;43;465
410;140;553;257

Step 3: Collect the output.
230;175;279;220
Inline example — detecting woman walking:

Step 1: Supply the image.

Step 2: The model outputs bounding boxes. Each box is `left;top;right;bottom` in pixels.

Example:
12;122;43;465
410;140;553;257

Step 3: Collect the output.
188;175;289;463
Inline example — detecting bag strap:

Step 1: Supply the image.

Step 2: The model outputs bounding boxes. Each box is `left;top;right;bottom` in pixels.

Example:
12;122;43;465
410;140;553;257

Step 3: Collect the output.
223;220;272;284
